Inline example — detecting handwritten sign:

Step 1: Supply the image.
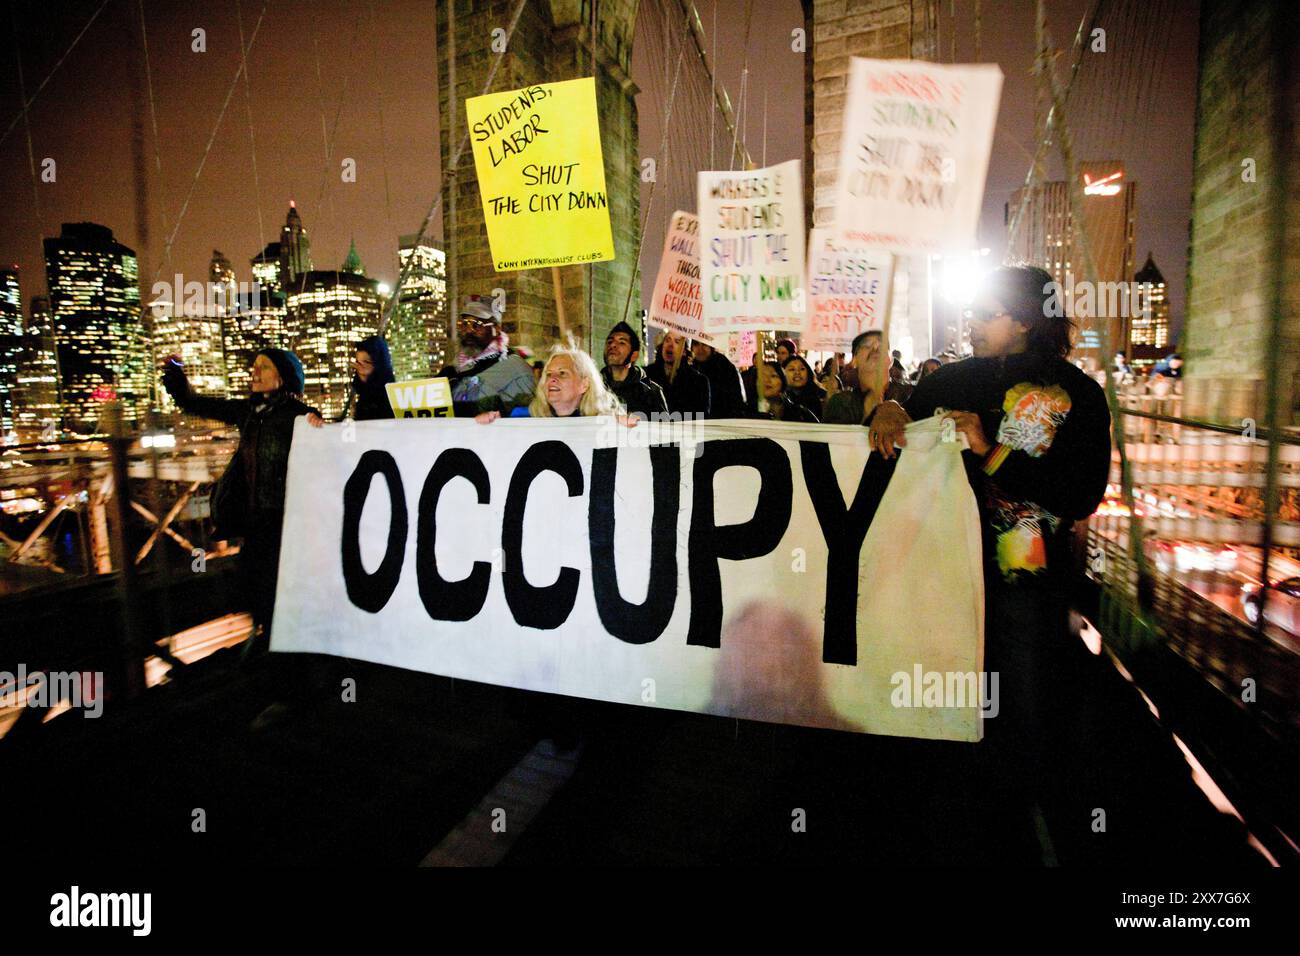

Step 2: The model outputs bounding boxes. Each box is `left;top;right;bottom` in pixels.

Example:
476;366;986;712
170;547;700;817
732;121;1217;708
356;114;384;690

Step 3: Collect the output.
275;417;986;741
648;211;712;343
727;331;757;367
386;378;453;418
698;159;805;335
803;229;894;353
466;77;615;271
833;59;1003;254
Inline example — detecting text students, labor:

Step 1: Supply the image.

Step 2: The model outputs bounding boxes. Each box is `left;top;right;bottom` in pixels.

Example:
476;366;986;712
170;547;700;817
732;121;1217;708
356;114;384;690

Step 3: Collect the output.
868;265;1112;826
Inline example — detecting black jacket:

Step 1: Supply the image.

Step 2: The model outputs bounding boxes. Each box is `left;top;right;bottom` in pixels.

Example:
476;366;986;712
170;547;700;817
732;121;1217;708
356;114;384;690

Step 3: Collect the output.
163;365;317;532
646;359;711;418
787;382;827;421
694;352;747;419
903;353;1111;586
750;392;820;424
600;365;669;419
351;335;396;420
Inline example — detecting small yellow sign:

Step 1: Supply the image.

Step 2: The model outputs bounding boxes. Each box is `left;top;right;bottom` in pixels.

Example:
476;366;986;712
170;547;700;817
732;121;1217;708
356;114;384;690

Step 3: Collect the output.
386;378;453;418
466;77;615;272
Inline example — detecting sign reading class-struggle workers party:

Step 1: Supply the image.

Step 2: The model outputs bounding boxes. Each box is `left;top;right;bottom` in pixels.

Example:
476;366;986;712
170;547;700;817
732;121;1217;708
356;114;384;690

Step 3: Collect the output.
698;159;805;335
647;211;709;343
803;229;894;353
833;59;1003;254
273;416;987;742
466;77;615;271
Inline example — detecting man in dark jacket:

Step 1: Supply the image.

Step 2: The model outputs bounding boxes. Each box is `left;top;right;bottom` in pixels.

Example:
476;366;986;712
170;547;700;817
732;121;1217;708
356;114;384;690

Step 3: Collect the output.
691;340;747;419
162;347;317;645
599;320;668;419
647;330;710;419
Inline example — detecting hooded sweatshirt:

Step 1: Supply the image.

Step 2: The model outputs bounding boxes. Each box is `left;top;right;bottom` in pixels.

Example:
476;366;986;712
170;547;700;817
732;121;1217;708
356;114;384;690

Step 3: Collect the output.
352;335;396;420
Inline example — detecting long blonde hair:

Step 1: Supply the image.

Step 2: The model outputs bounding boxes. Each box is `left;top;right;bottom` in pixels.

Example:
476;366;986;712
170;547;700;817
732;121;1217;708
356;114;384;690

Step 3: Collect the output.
528;345;624;417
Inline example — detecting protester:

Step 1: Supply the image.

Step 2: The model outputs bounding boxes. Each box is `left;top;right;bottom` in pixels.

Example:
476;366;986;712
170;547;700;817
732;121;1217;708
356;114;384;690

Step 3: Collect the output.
822;330;900;424
1149;351;1183;379
868;265;1112;832
748;360;819;423
782;354;827;420
441;295;535;416
819;370;844;398
774;337;798;366
647;330;711;418
344;335;396;420
886;358;914;404
477;346;623;421
691;339;747;419
916;357;942;384
599;321;668;419
161;349;316;649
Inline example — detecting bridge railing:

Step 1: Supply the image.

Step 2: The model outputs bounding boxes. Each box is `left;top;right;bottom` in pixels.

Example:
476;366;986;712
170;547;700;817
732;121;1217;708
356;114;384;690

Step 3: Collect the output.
1;422;239;598
1085;404;1300;746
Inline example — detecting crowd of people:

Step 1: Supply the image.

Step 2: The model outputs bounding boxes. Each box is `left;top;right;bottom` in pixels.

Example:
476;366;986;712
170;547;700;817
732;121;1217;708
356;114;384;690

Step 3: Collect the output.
160;264;1115;822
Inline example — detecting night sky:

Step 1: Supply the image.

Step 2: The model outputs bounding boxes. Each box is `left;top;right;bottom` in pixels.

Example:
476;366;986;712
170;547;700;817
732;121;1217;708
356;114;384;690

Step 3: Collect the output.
0;0;1198;339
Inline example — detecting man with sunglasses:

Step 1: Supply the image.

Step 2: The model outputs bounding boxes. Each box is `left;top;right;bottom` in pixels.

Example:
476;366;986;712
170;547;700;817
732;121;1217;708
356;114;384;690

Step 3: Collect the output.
869;265;1112;856
441;295;536;416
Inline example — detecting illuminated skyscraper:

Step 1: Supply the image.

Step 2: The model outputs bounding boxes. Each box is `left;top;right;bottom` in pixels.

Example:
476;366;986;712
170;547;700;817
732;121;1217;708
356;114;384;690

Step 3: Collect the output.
0;267;23;437
279;201;312;290
1130;252;1171;367
226;246;292;397
251;240;283;296
150;256;228;412
43;222;147;431
390;236;449;380
1006;161;1137;369
287;262;382;418
11;295;61;440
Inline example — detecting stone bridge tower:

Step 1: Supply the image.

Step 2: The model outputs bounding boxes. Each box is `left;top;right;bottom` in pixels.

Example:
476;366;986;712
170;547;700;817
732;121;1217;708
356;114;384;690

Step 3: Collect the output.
439;0;640;355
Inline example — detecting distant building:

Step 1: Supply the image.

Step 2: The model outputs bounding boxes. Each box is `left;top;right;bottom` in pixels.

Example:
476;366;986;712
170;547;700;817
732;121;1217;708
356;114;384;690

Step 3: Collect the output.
1006;161;1137;369
0;268;23;437
11;295;61;440
229;242;293;397
1129;252;1171;369
390;236;449;380
279;200;312;291
150;254;229;413
43;222;147;431
287;252;382;418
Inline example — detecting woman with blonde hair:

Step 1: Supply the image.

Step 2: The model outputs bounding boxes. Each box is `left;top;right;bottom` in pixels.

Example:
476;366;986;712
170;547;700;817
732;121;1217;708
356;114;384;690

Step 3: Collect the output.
476;345;624;421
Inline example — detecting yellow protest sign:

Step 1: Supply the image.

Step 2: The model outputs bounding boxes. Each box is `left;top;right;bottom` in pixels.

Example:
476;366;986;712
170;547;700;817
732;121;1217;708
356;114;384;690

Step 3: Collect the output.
386;378;453;418
466;77;615;272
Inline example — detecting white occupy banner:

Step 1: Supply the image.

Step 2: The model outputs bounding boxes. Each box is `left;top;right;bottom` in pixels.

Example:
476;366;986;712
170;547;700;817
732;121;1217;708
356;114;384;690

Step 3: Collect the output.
833;58;1003;254
273;416;985;741
698;159;806;335
804;229;894;353
647;211;711;343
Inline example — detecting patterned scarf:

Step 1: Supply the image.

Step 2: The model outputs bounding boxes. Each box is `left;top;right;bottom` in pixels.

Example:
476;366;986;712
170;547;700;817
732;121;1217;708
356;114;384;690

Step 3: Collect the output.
454;332;509;373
